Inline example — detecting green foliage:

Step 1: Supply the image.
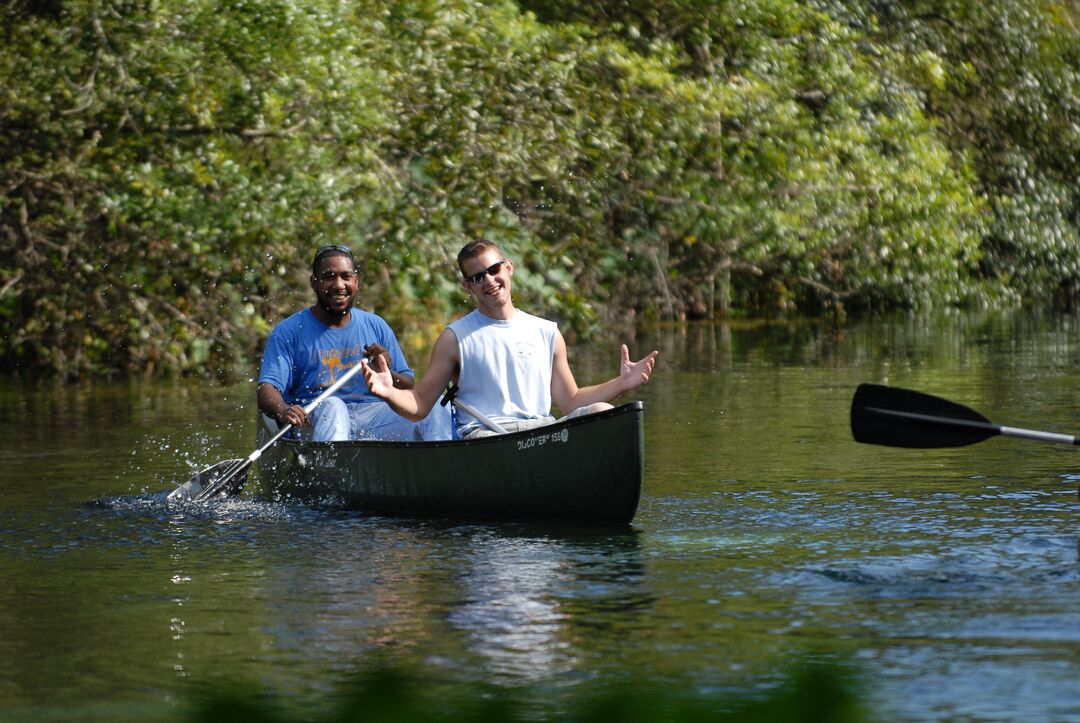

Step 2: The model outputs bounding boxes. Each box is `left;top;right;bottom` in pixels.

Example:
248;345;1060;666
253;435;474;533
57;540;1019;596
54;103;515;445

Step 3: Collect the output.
517;0;986;316
1;0;388;377
817;0;1080;308
2;0;1077;377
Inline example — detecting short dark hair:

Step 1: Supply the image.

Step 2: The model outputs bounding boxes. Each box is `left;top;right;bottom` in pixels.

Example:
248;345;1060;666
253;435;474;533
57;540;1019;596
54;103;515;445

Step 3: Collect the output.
457;239;500;275
311;244;354;276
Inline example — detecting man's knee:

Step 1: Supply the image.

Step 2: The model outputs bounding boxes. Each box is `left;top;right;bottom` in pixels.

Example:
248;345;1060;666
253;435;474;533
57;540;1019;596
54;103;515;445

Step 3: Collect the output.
311;397;350;441
565;402;613;419
314;396;348;420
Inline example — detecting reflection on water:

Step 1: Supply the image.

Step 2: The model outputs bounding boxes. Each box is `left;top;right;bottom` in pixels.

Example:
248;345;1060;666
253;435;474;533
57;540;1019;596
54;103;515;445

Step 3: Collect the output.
446;527;649;682
450;535;578;681
2;310;1080;719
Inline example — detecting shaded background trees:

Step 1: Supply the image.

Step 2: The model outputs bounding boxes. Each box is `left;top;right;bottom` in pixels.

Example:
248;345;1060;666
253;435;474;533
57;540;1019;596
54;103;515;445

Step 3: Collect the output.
2;0;1077;378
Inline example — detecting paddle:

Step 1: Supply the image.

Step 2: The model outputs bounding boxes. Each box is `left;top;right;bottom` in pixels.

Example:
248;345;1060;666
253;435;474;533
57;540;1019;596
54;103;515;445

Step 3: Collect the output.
440;382;509;435
168;360;367;502
851;383;1080;449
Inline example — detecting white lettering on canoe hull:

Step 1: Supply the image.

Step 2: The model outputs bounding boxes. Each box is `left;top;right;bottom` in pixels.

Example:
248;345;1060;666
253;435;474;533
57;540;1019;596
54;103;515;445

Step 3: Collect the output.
516;428;570;451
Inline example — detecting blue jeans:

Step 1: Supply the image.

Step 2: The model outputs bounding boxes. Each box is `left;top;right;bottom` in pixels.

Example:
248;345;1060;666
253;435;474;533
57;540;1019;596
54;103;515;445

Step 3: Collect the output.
305;397;454;442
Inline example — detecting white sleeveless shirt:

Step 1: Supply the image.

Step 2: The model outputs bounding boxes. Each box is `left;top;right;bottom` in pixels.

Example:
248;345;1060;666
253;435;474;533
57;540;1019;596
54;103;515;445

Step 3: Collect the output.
447;309;557;436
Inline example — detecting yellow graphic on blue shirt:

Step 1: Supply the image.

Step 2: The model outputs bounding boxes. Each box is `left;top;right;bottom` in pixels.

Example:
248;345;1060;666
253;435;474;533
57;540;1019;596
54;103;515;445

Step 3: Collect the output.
319;346;362;394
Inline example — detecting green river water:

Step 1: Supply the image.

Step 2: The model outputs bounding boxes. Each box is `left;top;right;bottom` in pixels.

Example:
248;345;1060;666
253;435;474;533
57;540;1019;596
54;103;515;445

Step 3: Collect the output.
3;310;1080;720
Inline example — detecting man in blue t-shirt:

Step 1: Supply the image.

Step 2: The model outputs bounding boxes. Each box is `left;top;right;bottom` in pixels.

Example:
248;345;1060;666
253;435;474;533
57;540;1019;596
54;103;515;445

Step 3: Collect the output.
256;244;451;441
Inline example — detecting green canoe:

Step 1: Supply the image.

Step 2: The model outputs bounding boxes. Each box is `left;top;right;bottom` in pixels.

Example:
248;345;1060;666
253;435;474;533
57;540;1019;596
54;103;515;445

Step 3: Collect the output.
254;401;645;524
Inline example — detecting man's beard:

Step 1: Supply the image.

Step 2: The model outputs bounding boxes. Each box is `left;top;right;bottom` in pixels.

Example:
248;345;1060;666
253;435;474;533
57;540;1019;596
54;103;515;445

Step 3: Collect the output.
318;297;350;318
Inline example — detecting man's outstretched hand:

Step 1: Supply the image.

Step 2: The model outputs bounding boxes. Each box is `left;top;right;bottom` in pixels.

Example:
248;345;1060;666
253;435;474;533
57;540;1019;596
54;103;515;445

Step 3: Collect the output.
619;344;659;393
361;354;395;400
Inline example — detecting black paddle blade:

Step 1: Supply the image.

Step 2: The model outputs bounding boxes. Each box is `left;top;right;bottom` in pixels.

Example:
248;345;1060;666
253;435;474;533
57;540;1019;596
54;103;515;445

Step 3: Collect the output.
851;383;999;449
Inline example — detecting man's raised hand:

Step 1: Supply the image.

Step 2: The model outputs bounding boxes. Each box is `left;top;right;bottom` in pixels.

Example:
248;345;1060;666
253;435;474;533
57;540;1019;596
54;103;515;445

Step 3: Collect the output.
361;354;395;400
619;344;659;392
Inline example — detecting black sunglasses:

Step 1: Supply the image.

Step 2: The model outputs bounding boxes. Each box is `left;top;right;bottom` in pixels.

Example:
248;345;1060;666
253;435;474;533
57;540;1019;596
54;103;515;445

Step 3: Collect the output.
464;259;507;285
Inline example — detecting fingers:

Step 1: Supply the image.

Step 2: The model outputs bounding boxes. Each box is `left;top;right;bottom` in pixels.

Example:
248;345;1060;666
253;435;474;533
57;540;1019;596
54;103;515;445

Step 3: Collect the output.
281;405;308;428
637;358;653;384
642;350;658;381
360;356;392;398
360;358;377;394
642;349;658;373
362;354;388;373
624;347;659;386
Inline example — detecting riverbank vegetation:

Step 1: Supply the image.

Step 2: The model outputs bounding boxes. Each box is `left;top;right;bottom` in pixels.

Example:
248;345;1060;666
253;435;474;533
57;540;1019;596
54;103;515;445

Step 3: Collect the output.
3;0;1078;378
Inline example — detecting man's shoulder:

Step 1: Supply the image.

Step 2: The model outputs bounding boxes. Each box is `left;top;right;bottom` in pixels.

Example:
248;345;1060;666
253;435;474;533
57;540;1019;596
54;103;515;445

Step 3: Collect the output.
269;307;314;335
515;309;556;328
273;307;388;332
348;307;385;323
450;309;557;338
447;309;480;331
510;310;558;339
348;307;395;333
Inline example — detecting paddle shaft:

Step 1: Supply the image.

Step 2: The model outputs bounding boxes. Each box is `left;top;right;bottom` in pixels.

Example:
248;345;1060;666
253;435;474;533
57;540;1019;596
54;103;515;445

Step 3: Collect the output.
438;382;509;435
194;360;367;500
863;405;1080;446
450;398;509;434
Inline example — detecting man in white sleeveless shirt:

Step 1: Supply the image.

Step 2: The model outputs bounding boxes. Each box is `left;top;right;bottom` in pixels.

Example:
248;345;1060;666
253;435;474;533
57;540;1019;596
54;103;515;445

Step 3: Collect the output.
361;239;658;438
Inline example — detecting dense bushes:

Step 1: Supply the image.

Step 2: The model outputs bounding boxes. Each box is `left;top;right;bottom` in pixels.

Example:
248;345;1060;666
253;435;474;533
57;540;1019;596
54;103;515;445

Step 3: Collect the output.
2;0;1077;377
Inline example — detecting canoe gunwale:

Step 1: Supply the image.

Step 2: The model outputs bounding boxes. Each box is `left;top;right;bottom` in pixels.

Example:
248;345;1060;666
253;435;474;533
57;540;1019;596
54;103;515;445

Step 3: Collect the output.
278;400;643;451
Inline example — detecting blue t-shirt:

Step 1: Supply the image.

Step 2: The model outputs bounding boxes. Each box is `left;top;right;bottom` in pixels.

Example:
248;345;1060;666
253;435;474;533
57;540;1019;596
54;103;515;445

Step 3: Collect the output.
258;307;412;406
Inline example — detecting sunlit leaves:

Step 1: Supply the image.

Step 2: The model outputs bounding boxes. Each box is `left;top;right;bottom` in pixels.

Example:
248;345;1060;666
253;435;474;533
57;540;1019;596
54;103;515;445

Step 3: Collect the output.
2;0;1077;377
824;0;1080;309
1;0;388;377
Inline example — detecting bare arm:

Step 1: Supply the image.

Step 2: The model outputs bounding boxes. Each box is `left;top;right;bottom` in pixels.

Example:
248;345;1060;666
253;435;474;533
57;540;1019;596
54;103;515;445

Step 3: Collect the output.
550;335;658;414
363;328;460;421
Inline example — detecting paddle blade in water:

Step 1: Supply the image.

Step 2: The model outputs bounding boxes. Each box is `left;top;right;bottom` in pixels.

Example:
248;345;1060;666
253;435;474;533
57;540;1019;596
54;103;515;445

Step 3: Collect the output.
167;458;248;501
850;383;999;449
